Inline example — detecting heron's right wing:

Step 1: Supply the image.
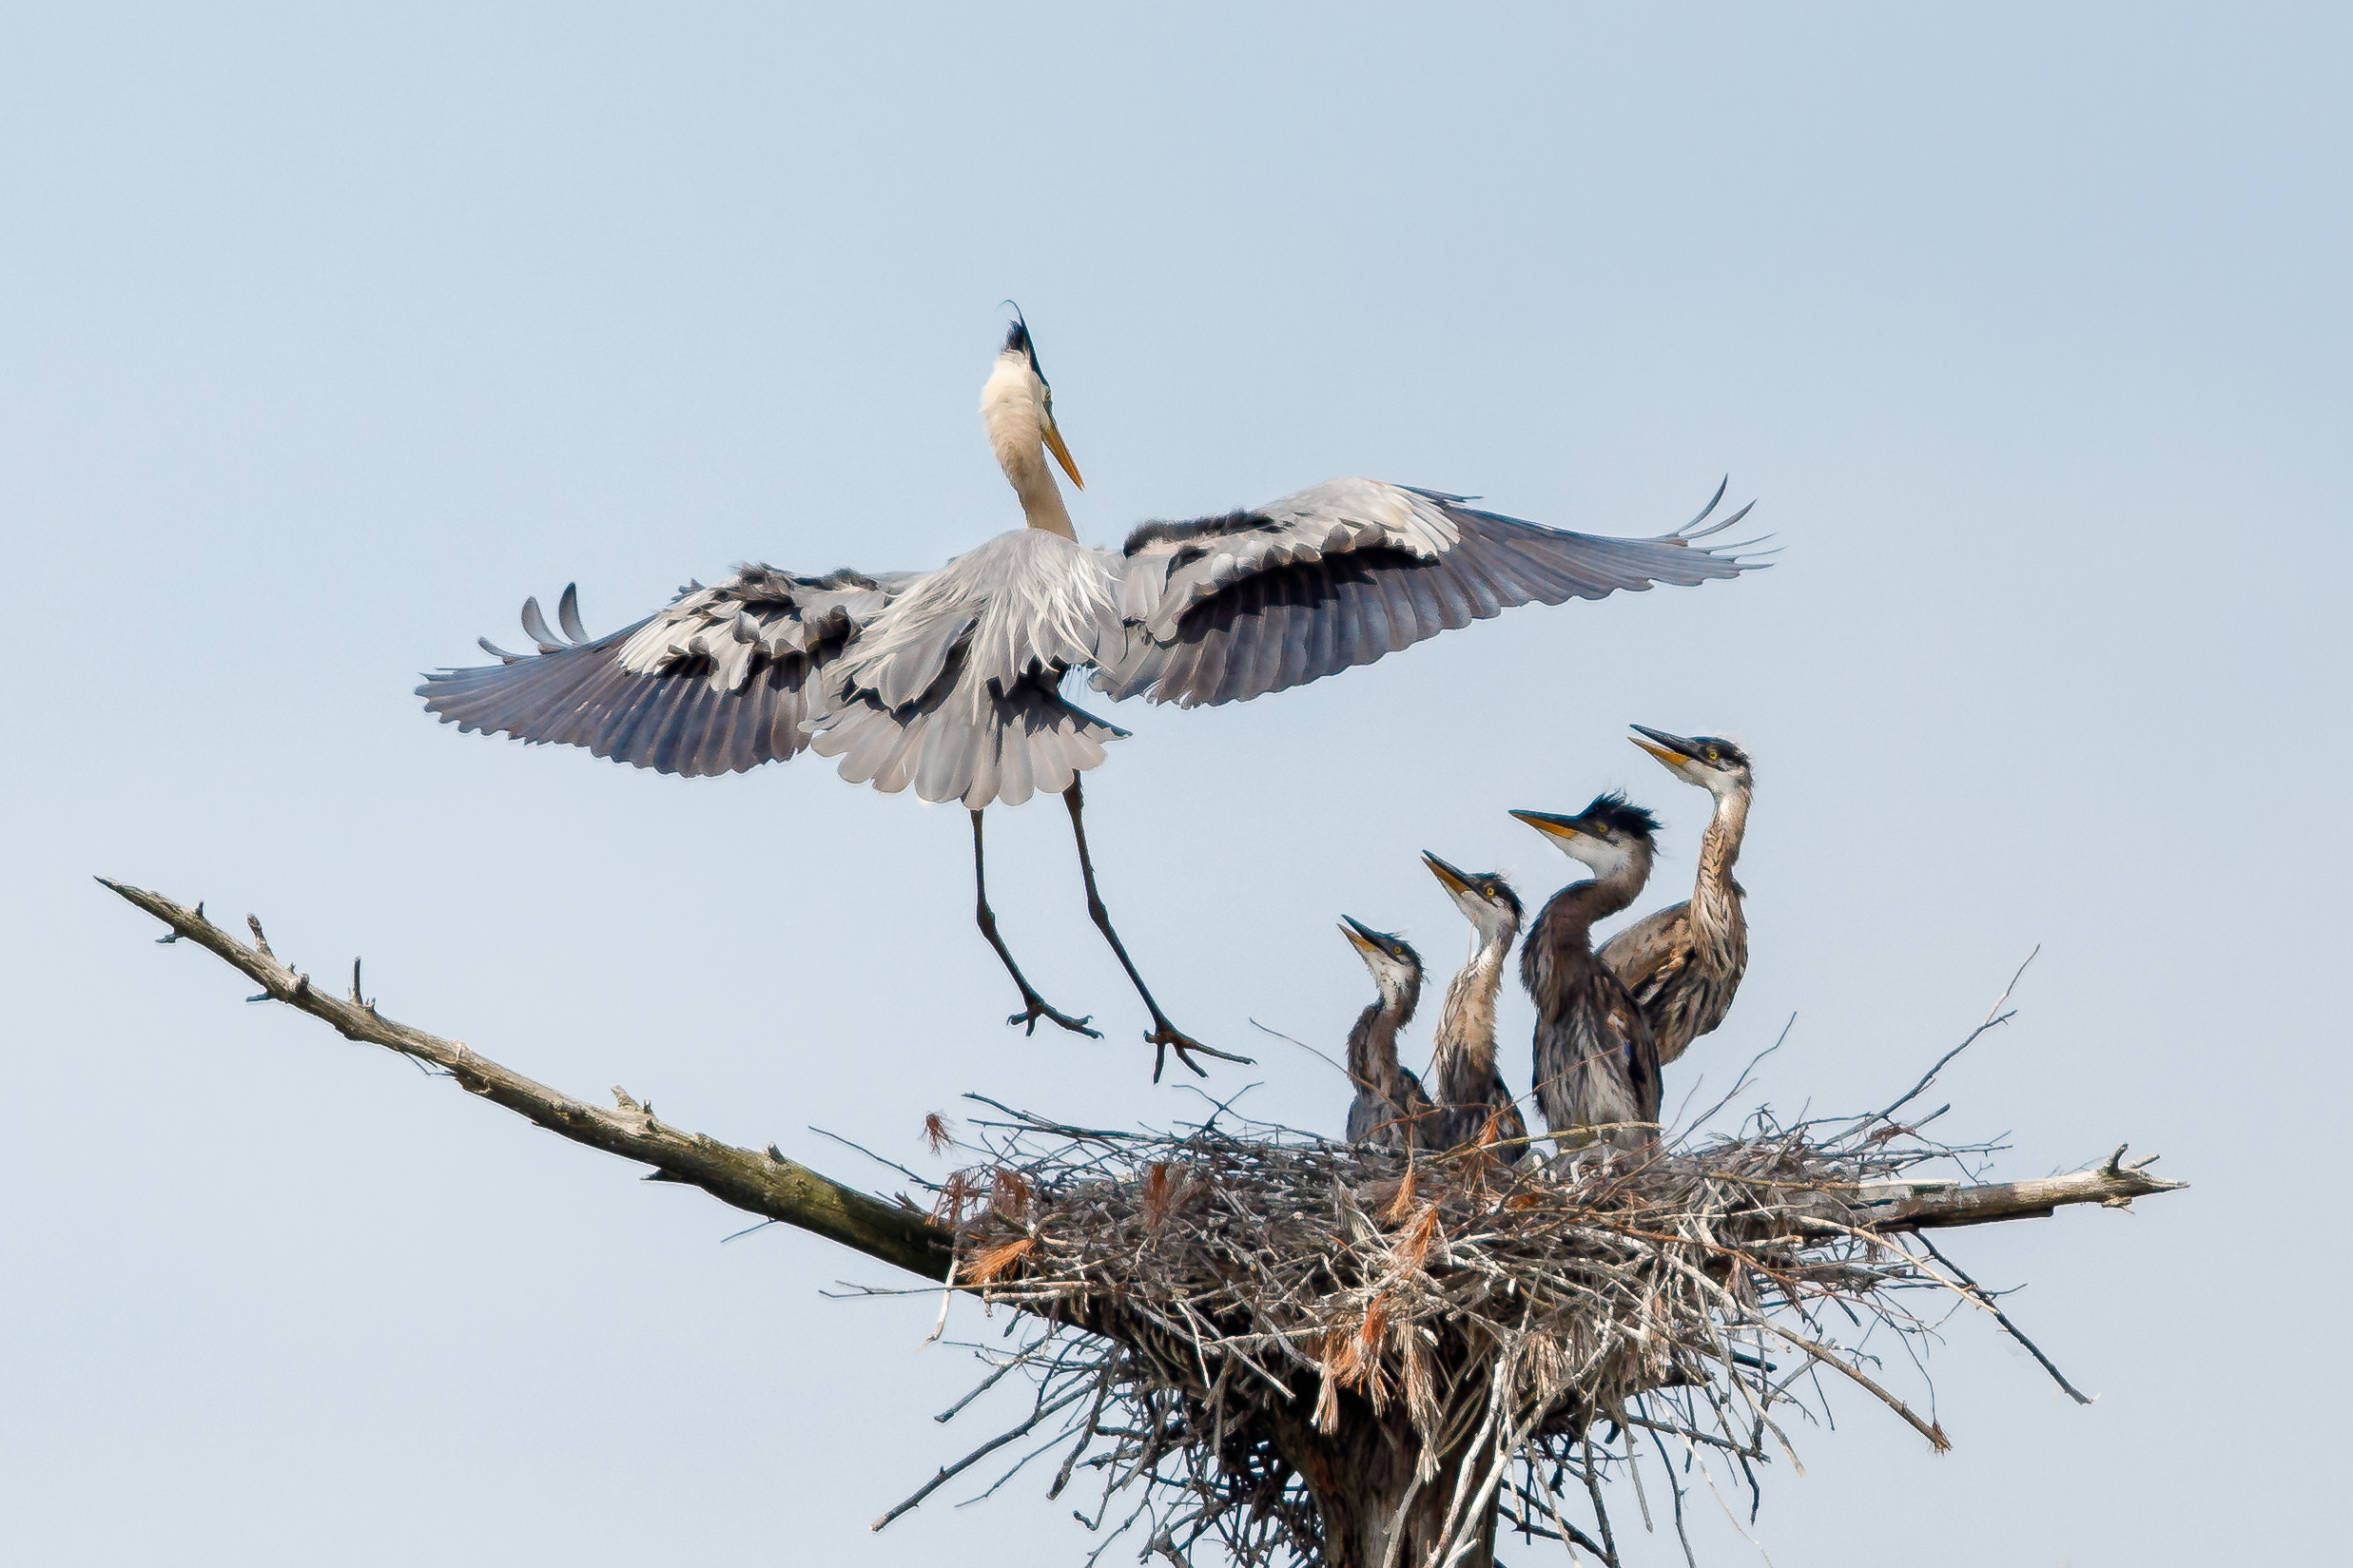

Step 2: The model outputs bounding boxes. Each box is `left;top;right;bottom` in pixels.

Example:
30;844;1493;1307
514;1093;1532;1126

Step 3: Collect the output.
1095;477;1760;708
417;567;901;778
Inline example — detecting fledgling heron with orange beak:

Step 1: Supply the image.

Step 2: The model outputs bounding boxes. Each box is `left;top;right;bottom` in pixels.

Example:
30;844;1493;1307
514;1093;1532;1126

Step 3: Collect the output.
1601;726;1755;1066
1513;795;1664;1154
1419;853;1528;1153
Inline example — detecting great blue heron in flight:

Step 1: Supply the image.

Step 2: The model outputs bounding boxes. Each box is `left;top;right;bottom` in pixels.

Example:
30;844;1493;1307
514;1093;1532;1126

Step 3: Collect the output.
418;313;1759;1077
1512;794;1664;1153
1601;727;1754;1065
1337;917;1433;1152
1419;854;1528;1153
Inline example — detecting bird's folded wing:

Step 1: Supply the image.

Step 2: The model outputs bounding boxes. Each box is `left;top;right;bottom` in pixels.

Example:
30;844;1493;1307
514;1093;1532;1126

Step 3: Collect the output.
416;567;903;778
1598;902;1693;1010
1094;477;1760;708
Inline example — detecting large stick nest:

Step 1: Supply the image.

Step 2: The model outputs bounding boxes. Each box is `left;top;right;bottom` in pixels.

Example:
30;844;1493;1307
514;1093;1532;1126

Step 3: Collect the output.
865;1091;2022;1567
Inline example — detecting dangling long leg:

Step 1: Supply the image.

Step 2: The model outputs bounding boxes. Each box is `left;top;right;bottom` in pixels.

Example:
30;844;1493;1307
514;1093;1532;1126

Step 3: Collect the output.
970;809;1099;1039
1060;779;1253;1081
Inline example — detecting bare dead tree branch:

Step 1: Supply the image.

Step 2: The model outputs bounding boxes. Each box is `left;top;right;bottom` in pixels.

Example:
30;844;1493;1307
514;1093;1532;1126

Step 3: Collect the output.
1840;1145;2186;1230
106;879;2191;1568
1857;945;2038;1132
100;879;953;1282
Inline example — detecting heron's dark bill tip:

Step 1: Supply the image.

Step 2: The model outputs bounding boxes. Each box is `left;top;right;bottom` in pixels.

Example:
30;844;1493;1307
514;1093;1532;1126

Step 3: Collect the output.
1629;723;1700;756
1421;851;1471;889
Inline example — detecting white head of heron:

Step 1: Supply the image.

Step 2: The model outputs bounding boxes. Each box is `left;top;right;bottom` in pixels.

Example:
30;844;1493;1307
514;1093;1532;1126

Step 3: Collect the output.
1509;793;1663;881
981;313;1083;510
1421;852;1523;947
1340;916;1422;1006
1629;725;1753;800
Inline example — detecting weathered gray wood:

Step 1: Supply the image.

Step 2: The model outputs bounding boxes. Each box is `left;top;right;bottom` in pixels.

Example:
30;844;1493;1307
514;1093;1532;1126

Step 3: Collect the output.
1846;1151;2186;1229
106;876;2190;1567
102;877;2184;1287
102;877;2186;1281
100;879;954;1283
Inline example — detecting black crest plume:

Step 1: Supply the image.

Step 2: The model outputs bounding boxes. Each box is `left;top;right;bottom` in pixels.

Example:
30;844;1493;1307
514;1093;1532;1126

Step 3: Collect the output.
1001;301;1042;377
1581;790;1663;841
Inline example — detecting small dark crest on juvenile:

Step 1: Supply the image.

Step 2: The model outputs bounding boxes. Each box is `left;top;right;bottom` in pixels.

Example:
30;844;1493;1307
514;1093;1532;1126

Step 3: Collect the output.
1581;790;1663;841
1461;873;1525;920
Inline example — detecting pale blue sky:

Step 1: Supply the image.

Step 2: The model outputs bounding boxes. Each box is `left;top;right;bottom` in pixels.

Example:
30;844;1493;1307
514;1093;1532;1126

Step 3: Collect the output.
4;5;2345;1564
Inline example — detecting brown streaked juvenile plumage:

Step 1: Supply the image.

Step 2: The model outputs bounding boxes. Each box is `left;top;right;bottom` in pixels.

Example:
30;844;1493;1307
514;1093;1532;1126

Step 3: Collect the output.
1337;917;1435;1152
1513;795;1663;1153
1600;726;1754;1066
1420;854;1529;1152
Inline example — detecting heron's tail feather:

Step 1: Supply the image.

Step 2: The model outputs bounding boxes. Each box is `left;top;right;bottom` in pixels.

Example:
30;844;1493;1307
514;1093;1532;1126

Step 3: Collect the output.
808;675;1127;810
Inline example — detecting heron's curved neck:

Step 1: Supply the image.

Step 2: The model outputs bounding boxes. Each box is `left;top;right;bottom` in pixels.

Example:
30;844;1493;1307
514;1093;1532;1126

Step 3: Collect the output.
1434;933;1510;1076
981;359;1075;539
1348;999;1405;1089
1693;787;1751;960
1700;786;1751;880
1541;849;1653;948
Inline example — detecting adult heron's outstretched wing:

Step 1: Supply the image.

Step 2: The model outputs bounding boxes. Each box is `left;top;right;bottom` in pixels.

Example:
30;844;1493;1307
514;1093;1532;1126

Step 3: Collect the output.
417;568;901;778
1094;477;1762;708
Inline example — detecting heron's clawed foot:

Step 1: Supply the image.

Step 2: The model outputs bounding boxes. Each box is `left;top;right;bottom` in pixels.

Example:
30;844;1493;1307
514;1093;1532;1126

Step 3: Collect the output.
1142;1018;1254;1083
1006;990;1100;1039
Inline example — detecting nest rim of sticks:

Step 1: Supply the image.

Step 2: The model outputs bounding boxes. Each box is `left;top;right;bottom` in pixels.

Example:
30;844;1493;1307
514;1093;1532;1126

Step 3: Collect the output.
854;1088;2060;1568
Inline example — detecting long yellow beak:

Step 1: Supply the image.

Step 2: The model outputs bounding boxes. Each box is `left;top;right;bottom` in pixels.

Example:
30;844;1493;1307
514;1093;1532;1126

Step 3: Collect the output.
1041;415;1085;491
1421;852;1474;898
1631;738;1684;769
1508;808;1585;842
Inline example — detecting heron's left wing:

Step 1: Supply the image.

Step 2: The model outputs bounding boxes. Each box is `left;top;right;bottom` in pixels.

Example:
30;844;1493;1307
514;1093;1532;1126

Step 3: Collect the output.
1598;902;1700;1059
418;568;901;778
1094;477;1759;708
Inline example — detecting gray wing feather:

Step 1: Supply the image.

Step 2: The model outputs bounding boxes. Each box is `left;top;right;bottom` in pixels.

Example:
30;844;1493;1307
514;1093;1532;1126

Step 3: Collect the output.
555;583;588;644
1098;480;1760;708
417;567;891;778
517;595;564;653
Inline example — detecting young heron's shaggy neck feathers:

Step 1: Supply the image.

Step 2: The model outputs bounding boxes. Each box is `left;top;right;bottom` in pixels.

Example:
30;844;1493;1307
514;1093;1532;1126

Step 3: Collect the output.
1340;922;1430;1152
980;349;1076;539
1424;862;1528;1152
1518;802;1663;1153
1690;784;1751;969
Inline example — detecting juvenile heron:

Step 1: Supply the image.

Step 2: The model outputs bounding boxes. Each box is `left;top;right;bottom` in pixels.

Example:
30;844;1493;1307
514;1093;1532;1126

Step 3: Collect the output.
418;312;1760;1077
1512;794;1664;1154
1600;726;1754;1065
1337;917;1434;1152
1419;853;1528;1153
